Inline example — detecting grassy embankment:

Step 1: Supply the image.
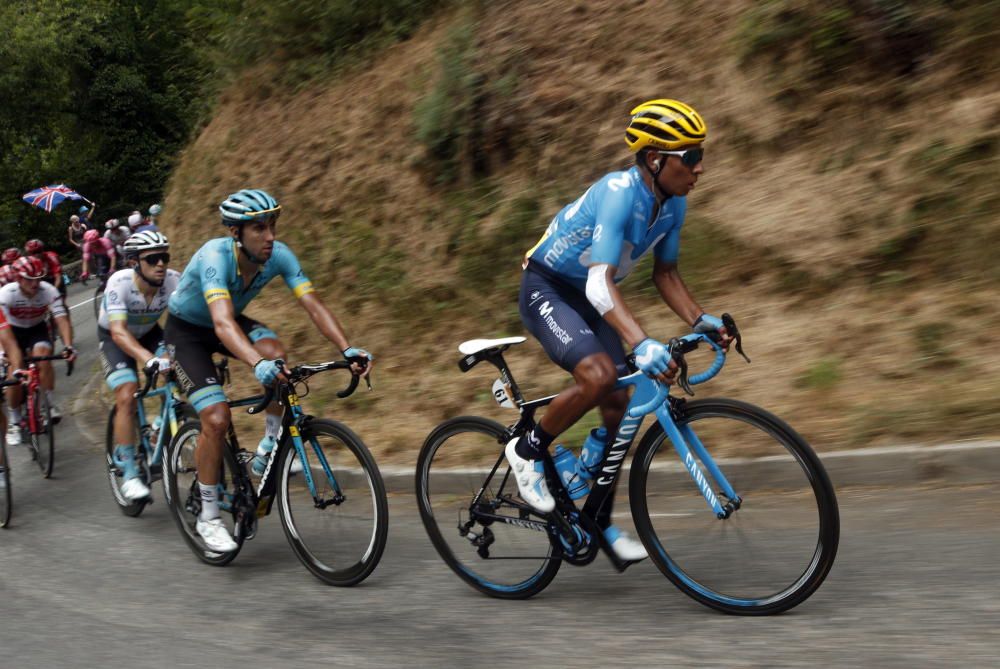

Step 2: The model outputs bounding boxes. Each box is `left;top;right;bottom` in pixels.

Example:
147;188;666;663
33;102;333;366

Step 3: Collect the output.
158;0;1000;462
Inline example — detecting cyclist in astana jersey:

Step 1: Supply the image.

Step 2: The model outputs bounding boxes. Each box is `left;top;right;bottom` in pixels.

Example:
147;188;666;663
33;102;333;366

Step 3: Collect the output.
508;100;733;561
0;256;76;446
0;309;24;490
164;188;374;553
99;231;180;501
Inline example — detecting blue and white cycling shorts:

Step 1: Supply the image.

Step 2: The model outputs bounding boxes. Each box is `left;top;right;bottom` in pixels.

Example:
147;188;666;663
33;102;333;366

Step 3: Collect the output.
519;261;626;374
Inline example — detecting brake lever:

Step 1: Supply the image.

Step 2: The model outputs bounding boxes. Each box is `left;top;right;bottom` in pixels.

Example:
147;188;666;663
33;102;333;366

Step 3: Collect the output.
721;313;751;364
668;337;694;396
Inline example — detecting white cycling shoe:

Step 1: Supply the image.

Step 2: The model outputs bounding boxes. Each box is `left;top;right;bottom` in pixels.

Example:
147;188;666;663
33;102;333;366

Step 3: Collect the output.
505;437;555;513
196;517;239;552
49;404;62;425
604;526;648;561
6;423;21;447
121;477;150;501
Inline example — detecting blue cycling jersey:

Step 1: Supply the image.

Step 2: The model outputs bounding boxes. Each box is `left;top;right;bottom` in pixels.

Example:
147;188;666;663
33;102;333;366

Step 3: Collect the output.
523;166;686;291
168;237;314;327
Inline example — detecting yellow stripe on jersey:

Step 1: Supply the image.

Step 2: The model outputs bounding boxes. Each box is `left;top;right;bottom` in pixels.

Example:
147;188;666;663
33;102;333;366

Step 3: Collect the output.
204;288;231;304
522;228;553;269
108;313;128;321
292;281;314;299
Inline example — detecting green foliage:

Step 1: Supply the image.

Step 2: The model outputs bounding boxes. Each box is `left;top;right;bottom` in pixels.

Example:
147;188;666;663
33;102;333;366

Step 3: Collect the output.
797;357;842;390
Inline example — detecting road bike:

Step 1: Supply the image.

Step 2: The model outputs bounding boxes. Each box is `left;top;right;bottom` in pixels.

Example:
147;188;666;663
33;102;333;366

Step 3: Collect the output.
163;358;388;585
416;316;839;614
13;352;74;479
104;367;195;517
92;271;111;320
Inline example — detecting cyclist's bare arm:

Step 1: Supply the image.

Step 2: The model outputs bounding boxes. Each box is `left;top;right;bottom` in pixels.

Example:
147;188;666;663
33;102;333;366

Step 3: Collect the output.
652;258;704;326
591;264;647;349
53;314;74;352
207;297;271;370
109;319;155;367
298;292;373;376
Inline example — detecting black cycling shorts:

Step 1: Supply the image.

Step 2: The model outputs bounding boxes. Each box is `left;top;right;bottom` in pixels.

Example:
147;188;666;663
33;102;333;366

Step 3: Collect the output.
98;324;163;390
13;322;53;353
164;313;277;412
518;262;626;374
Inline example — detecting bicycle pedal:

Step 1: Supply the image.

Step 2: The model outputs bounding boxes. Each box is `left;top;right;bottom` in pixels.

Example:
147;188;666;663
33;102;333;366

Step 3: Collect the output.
235;450;254;465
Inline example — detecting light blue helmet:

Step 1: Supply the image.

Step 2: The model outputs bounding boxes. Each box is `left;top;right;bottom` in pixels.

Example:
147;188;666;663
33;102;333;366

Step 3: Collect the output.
79;205;89;214
219;189;281;225
148;203;162;216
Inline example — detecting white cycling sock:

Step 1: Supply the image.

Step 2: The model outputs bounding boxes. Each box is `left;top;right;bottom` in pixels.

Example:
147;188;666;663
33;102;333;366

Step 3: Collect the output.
46;389;55;406
264;413;281;440
8;406;21;424
198;481;220;521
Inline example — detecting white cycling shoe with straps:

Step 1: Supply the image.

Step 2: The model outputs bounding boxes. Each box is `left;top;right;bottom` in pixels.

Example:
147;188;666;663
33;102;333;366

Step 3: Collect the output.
604;526;648;561
196;517;238;552
504;437;555;513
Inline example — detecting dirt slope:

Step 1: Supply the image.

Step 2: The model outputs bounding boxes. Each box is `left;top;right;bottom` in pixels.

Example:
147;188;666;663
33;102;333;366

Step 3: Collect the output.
160;0;1000;461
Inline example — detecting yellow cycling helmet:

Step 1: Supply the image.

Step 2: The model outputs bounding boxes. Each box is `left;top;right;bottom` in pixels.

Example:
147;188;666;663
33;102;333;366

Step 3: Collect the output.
625;99;707;152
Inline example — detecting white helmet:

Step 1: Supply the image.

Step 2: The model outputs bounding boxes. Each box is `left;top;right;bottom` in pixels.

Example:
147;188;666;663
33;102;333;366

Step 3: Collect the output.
122;231;169;258
127;213;143;227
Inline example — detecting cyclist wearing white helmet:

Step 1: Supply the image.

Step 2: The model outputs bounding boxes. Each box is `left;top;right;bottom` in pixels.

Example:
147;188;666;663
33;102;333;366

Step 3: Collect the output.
104;219;131;268
98;231;180;500
164;188;373;552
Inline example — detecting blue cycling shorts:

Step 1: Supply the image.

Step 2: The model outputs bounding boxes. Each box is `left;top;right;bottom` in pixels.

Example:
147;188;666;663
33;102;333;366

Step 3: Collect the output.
518;262;626;374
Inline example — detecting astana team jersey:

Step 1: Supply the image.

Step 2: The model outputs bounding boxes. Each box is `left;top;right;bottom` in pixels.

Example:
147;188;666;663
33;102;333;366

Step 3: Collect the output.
98;268;181;336
168;237;314;327
523;166;687;291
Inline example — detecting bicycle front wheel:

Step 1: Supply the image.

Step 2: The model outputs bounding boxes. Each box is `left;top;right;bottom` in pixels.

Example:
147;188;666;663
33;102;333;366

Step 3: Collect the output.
416;417;561;599
164;420;246;566
630;398;839;615
277;419;388;586
0;440;11;528
93;284;104;319
30;388;54;478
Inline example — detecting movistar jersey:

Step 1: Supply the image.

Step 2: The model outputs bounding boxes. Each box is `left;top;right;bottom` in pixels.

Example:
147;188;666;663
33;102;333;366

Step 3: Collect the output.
168;238;314;327
523;166;686;291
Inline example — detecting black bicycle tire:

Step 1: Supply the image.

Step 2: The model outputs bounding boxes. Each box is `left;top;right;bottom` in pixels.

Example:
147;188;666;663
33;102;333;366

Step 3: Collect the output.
104;406;148;517
31;387;54;478
415;416;561;599
629;398;840;615
164;419;245;566
93;284;104;320
0;440;11;528
276;418;388;586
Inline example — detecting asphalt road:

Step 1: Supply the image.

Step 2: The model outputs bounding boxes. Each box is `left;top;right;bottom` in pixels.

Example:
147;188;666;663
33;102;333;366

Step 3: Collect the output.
0;282;996;668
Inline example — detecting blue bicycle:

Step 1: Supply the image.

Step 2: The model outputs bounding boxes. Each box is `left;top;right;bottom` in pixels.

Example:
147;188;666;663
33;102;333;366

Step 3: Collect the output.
416;316;839;614
104;368;194;517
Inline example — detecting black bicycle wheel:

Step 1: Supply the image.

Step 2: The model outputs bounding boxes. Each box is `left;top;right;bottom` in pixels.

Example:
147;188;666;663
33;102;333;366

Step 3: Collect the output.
416;416;561;599
30;387;54;478
104;406;150;517
276;418;388;586
629;398;840;615
0;440;11;528
164;420;247;566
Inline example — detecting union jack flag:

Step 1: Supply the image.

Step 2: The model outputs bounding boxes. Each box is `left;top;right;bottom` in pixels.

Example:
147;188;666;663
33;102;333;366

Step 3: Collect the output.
22;184;86;213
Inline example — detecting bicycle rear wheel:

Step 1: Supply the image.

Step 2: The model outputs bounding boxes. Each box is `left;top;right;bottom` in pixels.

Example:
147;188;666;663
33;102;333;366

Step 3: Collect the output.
630;398;839;615
416;416;561;599
0;440;11;528
164;420;247;565
276;418;388;586
104;407;150;517
30;388;54;478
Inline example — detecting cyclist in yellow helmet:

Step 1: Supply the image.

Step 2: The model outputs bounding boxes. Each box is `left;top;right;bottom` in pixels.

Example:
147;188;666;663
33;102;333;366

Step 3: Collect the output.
512;99;731;560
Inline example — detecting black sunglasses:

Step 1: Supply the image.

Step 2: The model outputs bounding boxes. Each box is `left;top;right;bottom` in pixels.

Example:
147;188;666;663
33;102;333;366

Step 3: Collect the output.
657;148;704;169
140;252;170;265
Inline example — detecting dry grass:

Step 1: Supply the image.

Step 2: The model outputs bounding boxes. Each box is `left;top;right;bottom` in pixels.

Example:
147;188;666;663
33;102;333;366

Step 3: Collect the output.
160;0;1000;463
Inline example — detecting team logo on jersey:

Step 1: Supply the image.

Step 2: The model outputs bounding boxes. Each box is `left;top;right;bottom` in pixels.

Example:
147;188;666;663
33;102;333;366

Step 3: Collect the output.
205;267;217;279
115;362;127;369
530;290;540;301
107;291;120;303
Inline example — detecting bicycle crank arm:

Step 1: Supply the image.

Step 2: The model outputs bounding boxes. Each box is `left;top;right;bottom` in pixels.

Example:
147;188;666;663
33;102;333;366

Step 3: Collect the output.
314;493;345;509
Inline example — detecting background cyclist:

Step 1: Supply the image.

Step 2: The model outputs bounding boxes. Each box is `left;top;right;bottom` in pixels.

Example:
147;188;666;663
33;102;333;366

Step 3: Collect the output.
0;256;76;446
24;239;66;299
81;229;116;281
164;188;373;552
98;231;178;500
507;99;730;561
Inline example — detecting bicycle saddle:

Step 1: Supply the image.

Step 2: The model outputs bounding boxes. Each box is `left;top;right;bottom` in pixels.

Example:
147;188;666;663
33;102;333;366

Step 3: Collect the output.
458;337;526;356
